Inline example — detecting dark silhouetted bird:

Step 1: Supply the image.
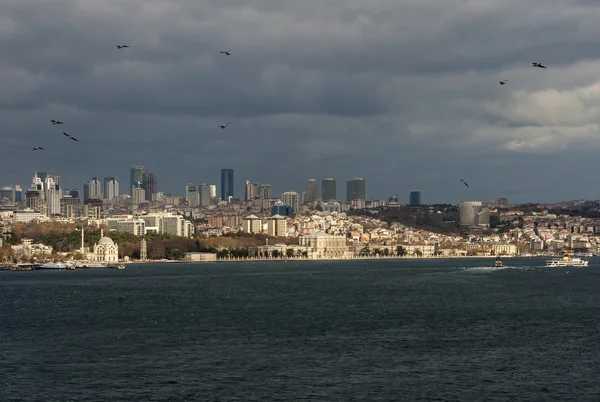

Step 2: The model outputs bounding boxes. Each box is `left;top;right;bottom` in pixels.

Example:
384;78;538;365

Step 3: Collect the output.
63;132;79;141
460;179;469;187
50;120;64;125
220;50;232;55
531;62;547;69
30;147;44;151
219;123;230;129
499;80;508;85
116;45;130;49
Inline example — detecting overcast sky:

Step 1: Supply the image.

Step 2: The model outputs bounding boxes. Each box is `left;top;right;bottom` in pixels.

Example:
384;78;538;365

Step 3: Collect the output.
2;0;600;204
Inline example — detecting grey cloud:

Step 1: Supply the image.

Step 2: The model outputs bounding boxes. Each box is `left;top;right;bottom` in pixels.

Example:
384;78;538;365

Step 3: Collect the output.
2;0;600;203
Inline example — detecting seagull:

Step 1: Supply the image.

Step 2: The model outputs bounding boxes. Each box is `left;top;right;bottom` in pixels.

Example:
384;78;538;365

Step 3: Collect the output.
63;132;79;141
499;80;508;85
220;50;232;56
50;120;64;125
116;45;130;49
531;62;547;69
219;123;230;129
460;179;469;187
30;147;44;151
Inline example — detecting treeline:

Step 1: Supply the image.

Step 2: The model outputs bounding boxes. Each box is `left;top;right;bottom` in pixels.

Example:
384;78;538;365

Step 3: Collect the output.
8;222;298;260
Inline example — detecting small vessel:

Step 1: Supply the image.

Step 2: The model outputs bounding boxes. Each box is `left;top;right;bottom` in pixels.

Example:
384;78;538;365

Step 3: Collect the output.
494;256;503;268
38;262;68;270
546;251;589;267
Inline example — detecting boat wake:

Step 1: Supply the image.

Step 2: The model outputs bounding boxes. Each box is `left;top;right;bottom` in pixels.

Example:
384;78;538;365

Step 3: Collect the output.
459;266;521;272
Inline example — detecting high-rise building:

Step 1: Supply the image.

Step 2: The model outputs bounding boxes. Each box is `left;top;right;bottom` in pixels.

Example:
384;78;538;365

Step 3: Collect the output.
306;179;318;203
185;184;200;206
409;190;422;206
132;187;145;205
221;169;234;200
143;171;158;201
44;177;62;215
209;185;217;198
245;180;255;201
130;165;144;195
0;186;15;202
346;178;366;201
70;188;79;200
200;184;211;207
104;177;119;201
459;201;483;226
257;184;271;199
14;185;22;202
281;191;299;214
322;178;337;201
83;181;90;203
89;177;102;199
60;196;81;218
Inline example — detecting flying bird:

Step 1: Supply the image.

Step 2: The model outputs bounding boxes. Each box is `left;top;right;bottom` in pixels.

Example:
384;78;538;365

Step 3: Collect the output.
460;179;469;187
499;80;508;85
219;123;230;129
531;62;547;69
116;45;130;49
220;50;232;55
30;147;44;151
50;120;64;125
63;132;79;141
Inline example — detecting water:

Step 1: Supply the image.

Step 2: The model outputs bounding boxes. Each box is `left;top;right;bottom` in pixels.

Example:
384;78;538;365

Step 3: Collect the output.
2;258;600;401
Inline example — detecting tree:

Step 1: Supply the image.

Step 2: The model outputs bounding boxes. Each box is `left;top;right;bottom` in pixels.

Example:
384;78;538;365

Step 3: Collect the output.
286;248;294;258
272;250;280;258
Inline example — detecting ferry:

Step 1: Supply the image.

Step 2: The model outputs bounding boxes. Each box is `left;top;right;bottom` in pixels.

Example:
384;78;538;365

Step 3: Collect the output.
38;262;68;270
494;256;503;268
546;251;589;267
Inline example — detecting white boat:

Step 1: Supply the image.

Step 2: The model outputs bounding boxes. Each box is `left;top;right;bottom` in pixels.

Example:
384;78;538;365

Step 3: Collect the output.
80;262;125;269
38;262;68;270
494;256;503;268
546;251;589;267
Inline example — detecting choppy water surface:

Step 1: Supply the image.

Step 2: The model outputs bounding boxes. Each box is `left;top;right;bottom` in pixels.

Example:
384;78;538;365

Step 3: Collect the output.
2;258;600;401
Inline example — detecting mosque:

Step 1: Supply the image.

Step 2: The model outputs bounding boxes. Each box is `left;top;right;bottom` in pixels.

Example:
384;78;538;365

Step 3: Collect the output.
80;228;119;263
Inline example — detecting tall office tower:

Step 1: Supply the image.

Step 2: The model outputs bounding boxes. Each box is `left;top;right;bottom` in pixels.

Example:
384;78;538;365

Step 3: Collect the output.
409;190;422;206
130;165;144;195
104;176;119;200
321;178;337;201
346;178;367;201
70;188;79;199
257;183;271;199
132;187;145;205
83;181;90;203
60;196;81;218
35;171;51;184
459;201;483;226
89;177;102;199
244;180;255;201
14;185;22;201
143;171;158;201
209;185;217;198
44;177;62;215
281;191;299;214
185;183;200;206
221;169;234;200
305;179;318;203
200;184;211;207
0;186;15;202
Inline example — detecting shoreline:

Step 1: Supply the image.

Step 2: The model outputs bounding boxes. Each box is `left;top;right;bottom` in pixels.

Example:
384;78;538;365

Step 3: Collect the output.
128;255;548;265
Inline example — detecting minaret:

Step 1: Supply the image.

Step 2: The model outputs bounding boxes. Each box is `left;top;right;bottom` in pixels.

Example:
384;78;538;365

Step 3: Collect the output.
140;239;147;260
101;228;104;238
80;227;85;254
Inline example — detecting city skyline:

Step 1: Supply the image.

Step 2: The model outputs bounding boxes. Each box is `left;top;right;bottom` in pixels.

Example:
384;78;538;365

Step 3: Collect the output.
2;1;600;203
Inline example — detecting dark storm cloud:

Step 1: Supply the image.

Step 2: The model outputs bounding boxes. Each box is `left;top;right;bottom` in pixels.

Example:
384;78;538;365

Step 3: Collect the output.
2;0;600;203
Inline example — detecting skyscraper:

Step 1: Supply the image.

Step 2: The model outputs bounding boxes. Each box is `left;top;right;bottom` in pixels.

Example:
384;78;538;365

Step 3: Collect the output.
409;190;422;206
209;185;217;198
221;169;234;200
306;179;318;203
83;181;90;203
200;184;211;207
143;171;158;201
104;176;119;201
282;191;299;214
130;165;144;195
257;183;271;199
459;201;483;226
245;180;255;201
322;178;337;201
346;178;367;201
185;183;200;206
89;177;102;199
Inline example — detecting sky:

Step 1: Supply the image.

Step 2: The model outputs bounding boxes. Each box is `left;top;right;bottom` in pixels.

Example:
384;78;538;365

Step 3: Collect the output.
2;0;600;204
